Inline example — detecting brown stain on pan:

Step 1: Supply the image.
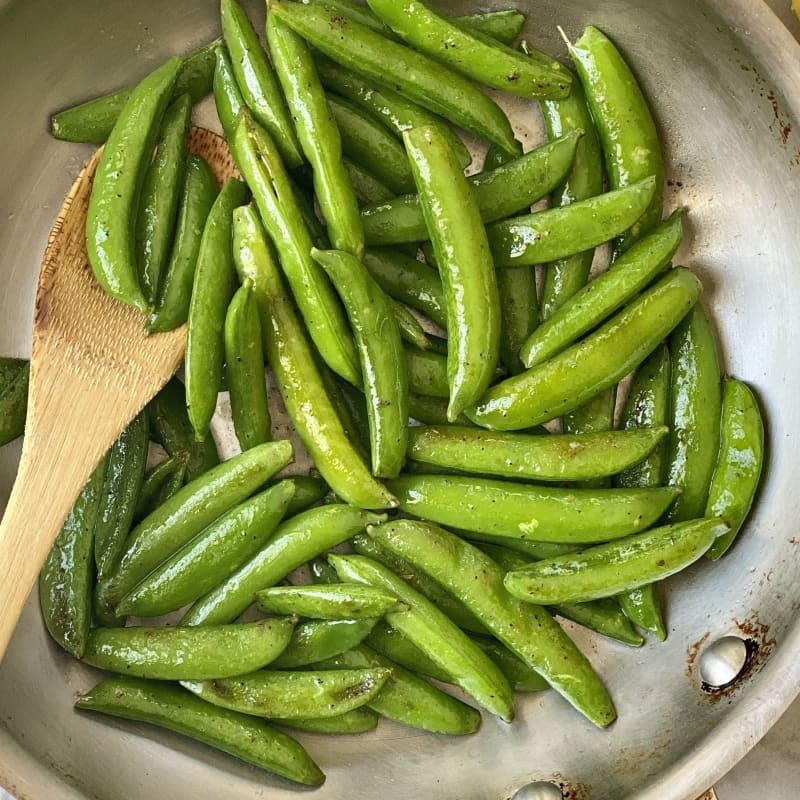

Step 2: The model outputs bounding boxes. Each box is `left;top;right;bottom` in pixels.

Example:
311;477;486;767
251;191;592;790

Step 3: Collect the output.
551;773;592;800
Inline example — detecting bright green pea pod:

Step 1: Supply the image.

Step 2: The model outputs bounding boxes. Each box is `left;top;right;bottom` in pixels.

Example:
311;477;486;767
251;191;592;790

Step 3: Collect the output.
569;26;664;253
705;380;765;559
268;18;364;257
76;677;323;786
231;206;395;507
0;358;29;446
183;505;387;626
135;94;191;304
221;0;304;168
148;377;219;481
81;619;296;680
133;455;188;522
618;587;665;642
366;622;453;683
505;518;729;605
362;131;581;246
365;0;569;99
270;618;379;668
182;668;391;719
231;113;361;385
225;281;271;451
368;519;616;727
344;160;394;205
212;45;246;141
185;177;250;440
50;41;220;143
315;56;471;169
404;125;500;420
93;409;149;579
312;248;408;478
488;176;657;267
86;58;181;311
468;267;702;431
460;530;576;560
98;441;293;615
269;0;518;154
331;554;514;721
522;211;684;368
562;388;617;489
117;481;295;617
39;456;108;658
147;154;219;333
257;584;404;620
277;708;379;734
389;474;678;544
470;636;550;693
408;394;474;427
315;644;481;735
392;302;432;351
283;475;328;517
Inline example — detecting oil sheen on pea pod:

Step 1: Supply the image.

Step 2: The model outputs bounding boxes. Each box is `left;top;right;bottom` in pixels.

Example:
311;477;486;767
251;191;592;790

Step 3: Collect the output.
256;584;404;620
212;44;246;142
75;677;324;786
0;358;29;446
404;125;500;420
277;708;378;734
664;305;722;523
39;455;108;659
270;618;379;668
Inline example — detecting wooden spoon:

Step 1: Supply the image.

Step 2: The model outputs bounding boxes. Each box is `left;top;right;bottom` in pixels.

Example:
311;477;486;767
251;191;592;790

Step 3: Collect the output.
0;128;237;659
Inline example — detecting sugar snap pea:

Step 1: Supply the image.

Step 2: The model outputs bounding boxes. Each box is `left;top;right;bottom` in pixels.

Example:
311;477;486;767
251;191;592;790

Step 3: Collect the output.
76;677;324;785
268;0;518;154
706;380;765;559
257;584;404;620
182;668;391;719
392;302;432;351
0;358;29;446
504;518;729;605
277;708;379;734
560;389;617;485
468;267;702;431
117;481;295;617
470;636;550;693
408;394;473;427
271;618;379;668
459;530;577;561
365;622;452;683
134;455;188;522
283;475;328;517
212;44;246;142
86;57;181;311
344;160;394;205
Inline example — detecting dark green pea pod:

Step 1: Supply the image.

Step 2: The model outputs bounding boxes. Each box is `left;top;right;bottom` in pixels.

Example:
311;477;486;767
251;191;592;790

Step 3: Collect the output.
117;481;295;618
86;57;182;311
408;394;473;427
392;301;432;351
50;40;220;143
221;0;304;168
270;618;379;668
182;668;392;719
134;455;188;522
405;348;449;398
276;708;379;734
283;475;329;517
135;94;192;305
706;379;765;560
326;372;371;458
257;584;404;620
183;505;387;626
93;409;149;579
39;456;108;658
92;588;126;629
148;377;219;481
470;636;550;693
185;177;250;441
147;154;219;333
0;358;29;446
343;160;394;205
366;621;453;683
309;556;341;585
212;44;246;142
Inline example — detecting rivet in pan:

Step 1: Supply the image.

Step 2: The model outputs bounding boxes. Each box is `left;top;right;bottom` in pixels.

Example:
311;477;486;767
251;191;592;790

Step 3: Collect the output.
700;635;750;689
511;781;564;800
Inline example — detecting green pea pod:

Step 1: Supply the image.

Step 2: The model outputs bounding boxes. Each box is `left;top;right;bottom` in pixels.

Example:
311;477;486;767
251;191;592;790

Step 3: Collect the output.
134;455;188;522
505;518;729;605
221;0;304;168
148;377;219;481
283;475;328;517
135;94;191;304
212;45;246;142
93;409;149;579
270;618;379;668
392;302;432;351
183;505;387;626
231;205;395;508
327;373;372;458
408;394;473;427
470;636;550;693
562;388;617;488
705;380;765;559
257;584;404;620
268;0;518;154
344;160;394;205
312;248;408;478
185;177;250;440
225;281;271;451
117;481;295;617
147;154;219;333
39;456;108;658
460;530;577;560
368;520;616;727
569;26;664;253
231;113;361;385
388;474;678;544
365;0;570;99
310;556;340;585
81;618;296;680
268;18;364;257
362;131;581;246
366;622;453;683
98;440;293;614
182;668;391;719
0;358;29;446
277;708;379;734
468;267;702;431
86;57;181;310
330;554;514;721
315;644;481;735
404;125;500;420
50;40;220;143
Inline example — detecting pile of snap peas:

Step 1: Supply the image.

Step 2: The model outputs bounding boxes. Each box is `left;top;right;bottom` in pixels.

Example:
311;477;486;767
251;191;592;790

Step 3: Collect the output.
3;0;765;787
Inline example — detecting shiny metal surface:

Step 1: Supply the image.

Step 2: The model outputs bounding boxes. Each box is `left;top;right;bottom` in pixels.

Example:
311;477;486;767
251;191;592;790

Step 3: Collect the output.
1;1;799;799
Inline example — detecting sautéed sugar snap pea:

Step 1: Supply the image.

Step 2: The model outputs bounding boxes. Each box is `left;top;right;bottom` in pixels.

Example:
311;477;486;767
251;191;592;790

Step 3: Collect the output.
269;618;380;668
0;358;29;447
256;584;405;620
276;708;379;734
